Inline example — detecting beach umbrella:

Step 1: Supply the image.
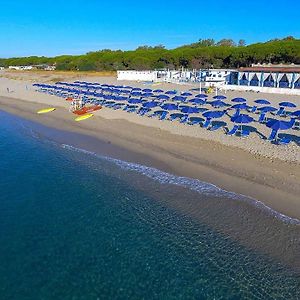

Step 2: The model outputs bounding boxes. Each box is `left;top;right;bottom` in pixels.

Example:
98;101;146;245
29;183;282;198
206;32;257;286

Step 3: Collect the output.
131;91;142;97
213;95;227;100
258;106;277;113
231;97;247;103
195;94;208;98
172;96;186;102
291;110;300;118
157;94;170;100
279;101;297;108
202;110;225;119
128;98;142;104
231;103;250;110
115;96;128;101
165;90;177;95
132;87;141;91
267;119;294;130
161;103;178;111
202;110;225;128
181;92;193;97
142;101;159;108
181;106;200;114
254;99;270;105
189;98;206;105
141;92;154;97
153;89;164;93
266;119;295;140
142;88;152;93
231;114;253;124
210;100;228;108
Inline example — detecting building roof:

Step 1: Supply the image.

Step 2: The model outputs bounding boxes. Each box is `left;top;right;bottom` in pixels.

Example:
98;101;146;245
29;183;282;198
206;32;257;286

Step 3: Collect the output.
239;67;300;73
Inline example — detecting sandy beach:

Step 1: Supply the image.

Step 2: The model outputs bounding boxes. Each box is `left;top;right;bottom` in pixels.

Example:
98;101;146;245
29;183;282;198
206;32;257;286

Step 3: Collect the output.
0;70;299;220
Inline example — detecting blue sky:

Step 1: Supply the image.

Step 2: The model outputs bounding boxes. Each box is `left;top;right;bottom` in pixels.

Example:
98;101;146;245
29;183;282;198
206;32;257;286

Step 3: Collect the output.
0;0;299;57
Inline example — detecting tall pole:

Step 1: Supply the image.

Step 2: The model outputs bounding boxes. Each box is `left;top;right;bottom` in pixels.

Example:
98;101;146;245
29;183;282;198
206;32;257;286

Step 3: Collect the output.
199;69;202;93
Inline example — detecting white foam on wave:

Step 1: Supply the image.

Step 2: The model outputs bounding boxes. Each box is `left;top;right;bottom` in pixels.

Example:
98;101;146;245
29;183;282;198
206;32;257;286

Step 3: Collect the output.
61;143;300;225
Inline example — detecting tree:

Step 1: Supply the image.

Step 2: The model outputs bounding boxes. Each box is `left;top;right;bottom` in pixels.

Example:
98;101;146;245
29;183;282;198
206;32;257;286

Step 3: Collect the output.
238;39;246;47
217;39;236;47
198;39;215;47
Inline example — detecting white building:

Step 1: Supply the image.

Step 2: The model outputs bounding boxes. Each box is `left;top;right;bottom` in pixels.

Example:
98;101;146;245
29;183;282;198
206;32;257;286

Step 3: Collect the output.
8;65;33;70
117;70;158;81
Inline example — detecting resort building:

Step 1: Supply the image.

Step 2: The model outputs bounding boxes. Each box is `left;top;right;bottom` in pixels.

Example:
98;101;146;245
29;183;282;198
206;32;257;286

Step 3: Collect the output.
235;64;300;89
117;69;234;86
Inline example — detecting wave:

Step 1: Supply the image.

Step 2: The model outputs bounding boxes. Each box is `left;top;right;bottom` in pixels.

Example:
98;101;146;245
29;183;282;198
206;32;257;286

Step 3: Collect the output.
61;144;300;225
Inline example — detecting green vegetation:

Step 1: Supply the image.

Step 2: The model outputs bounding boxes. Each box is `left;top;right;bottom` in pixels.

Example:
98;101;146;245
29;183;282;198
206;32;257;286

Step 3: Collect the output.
1;37;300;71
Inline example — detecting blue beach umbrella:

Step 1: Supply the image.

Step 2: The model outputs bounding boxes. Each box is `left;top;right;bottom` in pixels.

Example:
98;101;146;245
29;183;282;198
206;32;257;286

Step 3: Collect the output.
258;106;277;113
153;89;164;93
181;92;193;97
291;110;300;118
161;103;178;111
279;101;297;108
142;88;152;93
202;110;225;128
132;87;141;91
165;90;177;95
131;91;142;97
231;103;250;110
181;106;200;114
213;95;227;100
157;94;170;100
231;97;246;103
203;110;225;119
142;101;159;108
189;98;206;105
195;94;208;98
266;119;295;140
231;114;253;124
141;92;154;97
254;99;270;105
172;96;187;102
210;100;228;108
128;98;142;104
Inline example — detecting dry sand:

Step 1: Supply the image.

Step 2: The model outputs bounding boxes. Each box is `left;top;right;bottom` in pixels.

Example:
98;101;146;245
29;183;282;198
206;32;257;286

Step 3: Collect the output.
0;70;299;220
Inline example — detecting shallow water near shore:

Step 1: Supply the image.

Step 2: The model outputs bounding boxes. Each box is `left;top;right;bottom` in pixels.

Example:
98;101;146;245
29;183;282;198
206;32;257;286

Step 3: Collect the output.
0;111;299;299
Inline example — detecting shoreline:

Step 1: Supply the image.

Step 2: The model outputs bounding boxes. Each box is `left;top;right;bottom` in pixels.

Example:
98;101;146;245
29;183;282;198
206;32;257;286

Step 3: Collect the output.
1;95;300;220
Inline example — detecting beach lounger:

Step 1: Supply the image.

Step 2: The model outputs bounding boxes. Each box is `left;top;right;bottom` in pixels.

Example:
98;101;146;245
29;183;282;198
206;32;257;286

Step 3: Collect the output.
240;128;250;138
209;122;224;131
227;125;239;136
188;117;203;126
258;113;266;123
276;107;285;116
277;136;291;145
202;118;212;128
268;129;278;141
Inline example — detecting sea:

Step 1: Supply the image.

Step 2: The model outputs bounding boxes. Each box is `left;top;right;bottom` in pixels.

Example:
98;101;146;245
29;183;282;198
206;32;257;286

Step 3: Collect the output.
0;110;299;300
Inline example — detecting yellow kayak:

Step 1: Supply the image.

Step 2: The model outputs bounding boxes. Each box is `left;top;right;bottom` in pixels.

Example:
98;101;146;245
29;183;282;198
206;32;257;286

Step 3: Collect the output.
37;108;56;114
75;113;94;122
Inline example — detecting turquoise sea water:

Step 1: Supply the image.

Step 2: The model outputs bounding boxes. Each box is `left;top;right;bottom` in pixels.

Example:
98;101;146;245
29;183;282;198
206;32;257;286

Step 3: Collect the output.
0;111;299;300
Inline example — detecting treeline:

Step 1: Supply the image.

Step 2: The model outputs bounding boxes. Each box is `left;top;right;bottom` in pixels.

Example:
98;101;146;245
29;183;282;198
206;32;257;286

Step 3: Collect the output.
1;37;300;71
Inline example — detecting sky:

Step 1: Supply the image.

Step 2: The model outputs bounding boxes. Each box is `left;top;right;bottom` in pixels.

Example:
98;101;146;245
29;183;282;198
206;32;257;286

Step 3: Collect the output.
0;0;299;58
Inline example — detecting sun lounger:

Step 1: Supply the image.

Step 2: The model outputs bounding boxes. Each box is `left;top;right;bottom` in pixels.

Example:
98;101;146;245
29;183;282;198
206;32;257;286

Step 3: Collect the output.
268;129;278;141
209;122;224;131
202;118;212;128
227;125;239;135
277;136;291;145
240;128;250;138
258;113;266;123
188;117;203;126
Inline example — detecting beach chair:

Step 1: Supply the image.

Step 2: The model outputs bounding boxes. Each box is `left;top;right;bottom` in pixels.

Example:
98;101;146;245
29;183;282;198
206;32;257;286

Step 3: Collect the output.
159;111;168;120
202;118;212;128
249;106;257;113
276;107;285;116
209;122;224;131
277;136;291;145
188;117;203;126
169;113;184;122
268;129;278;141
227;125;239;136
180;115;189;124
258;113;266;123
240;128;250;138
